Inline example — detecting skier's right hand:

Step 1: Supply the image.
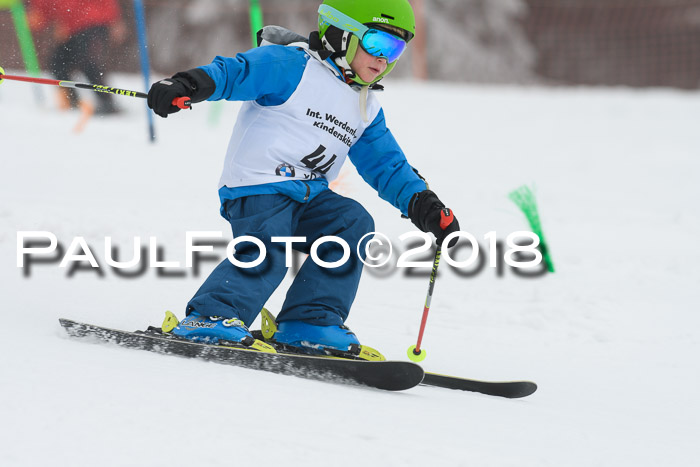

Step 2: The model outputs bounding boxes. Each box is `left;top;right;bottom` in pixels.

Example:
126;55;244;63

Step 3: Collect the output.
408;190;461;248
147;76;191;118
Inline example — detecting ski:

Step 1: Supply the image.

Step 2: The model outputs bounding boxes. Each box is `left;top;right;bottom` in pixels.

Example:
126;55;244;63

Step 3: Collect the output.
59;318;424;392
59;318;537;398
255;308;538;398
421;372;537;399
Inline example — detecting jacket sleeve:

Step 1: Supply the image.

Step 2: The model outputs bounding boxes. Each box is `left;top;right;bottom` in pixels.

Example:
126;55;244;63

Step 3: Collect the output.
198;46;308;106
348;108;428;216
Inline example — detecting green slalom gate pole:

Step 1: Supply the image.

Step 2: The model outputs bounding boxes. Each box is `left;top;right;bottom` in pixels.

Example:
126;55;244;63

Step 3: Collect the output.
133;0;156;142
509;185;555;273
9;0;40;76
209;0;264;126
249;0;264;46
3;0;43;102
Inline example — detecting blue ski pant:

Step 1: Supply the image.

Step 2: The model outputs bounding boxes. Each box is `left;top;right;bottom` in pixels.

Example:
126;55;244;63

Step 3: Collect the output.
186;190;374;327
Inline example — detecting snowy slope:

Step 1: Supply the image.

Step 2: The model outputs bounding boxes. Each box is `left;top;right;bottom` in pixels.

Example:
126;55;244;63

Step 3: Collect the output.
1;73;699;467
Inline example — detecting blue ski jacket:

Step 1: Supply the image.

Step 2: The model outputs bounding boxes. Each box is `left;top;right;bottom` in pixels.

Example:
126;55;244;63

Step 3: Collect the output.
198;44;427;217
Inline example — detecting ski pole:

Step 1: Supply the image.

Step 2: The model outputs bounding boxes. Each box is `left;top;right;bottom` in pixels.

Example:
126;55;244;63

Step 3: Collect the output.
0;67;191;110
407;208;454;363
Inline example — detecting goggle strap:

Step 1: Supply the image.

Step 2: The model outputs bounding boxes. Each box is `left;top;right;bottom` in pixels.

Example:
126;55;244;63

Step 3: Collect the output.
318;5;369;38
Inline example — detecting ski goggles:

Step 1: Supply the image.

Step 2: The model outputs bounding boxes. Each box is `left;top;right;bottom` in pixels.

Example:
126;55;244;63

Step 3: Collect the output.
318;4;407;63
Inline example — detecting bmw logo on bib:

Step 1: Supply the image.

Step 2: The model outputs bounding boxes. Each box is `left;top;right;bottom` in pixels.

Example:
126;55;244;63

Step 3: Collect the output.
276;163;295;177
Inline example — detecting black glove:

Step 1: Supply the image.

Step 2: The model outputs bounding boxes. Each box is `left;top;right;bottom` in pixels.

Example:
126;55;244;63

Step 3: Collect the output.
408;190;461;248
147;68;216;118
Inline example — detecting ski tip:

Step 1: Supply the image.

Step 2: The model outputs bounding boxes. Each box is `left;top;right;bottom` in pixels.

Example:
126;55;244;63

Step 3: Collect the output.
501;380;538;398
516;381;538;398
370;361;425;391
422;372;539;398
0;66;5;84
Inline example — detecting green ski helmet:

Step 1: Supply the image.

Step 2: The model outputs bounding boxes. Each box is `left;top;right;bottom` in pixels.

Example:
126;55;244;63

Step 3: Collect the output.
317;0;416;85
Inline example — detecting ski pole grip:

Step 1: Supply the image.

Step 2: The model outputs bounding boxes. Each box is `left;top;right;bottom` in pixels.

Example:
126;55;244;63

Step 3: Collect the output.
440;208;454;230
172;96;192;109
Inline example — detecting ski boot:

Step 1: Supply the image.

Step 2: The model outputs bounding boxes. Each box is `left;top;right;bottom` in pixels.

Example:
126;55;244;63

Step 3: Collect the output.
161;311;275;353
260;308;384;361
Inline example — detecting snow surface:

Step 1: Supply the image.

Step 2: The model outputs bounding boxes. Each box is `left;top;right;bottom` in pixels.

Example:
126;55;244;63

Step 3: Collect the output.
1;73;699;466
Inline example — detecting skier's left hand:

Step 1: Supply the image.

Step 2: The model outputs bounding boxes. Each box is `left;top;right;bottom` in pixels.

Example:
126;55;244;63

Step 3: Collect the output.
408;190;460;248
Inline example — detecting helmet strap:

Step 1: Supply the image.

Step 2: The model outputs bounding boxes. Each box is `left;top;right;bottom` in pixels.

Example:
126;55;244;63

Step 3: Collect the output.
327;31;355;81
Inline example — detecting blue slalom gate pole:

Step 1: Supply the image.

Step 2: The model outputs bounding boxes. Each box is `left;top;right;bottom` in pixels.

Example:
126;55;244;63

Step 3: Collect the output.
133;0;156;142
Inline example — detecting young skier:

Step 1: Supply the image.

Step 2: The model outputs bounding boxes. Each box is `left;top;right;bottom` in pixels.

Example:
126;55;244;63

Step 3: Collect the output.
147;0;460;354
